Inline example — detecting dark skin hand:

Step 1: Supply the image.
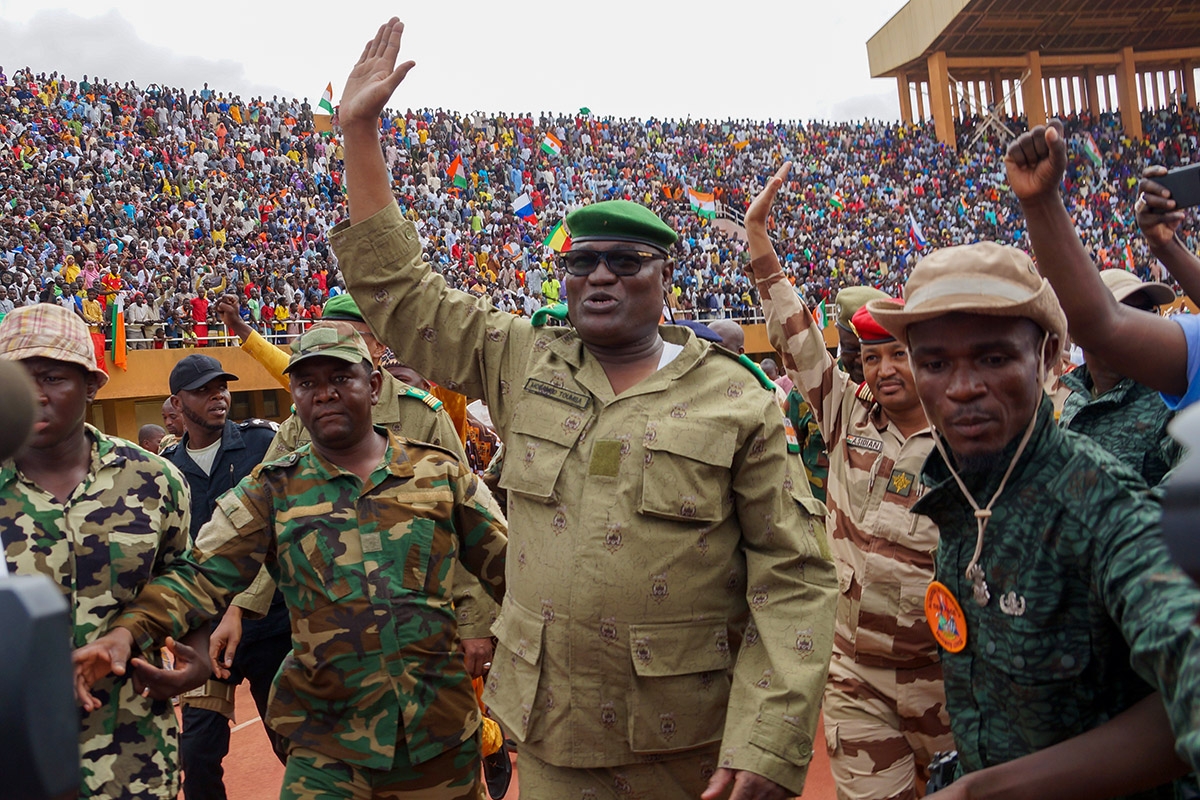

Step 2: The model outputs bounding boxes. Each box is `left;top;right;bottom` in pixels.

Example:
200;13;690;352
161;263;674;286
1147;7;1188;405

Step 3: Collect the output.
1006;120;1188;396
129;628;212;700
926;693;1188;800
214;293;252;344
1136;165;1200;302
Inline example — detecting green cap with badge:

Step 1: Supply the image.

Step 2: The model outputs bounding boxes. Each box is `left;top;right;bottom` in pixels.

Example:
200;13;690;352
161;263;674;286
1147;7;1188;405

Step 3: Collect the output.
321;294;365;321
284;321;373;374
835;286;890;332
565;200;678;252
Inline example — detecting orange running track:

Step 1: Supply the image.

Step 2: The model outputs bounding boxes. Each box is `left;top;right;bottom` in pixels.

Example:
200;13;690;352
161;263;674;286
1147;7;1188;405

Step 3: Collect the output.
202;682;838;799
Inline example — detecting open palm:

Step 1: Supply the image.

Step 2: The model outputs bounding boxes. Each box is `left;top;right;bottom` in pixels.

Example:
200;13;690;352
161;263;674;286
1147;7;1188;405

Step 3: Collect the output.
339;18;416;127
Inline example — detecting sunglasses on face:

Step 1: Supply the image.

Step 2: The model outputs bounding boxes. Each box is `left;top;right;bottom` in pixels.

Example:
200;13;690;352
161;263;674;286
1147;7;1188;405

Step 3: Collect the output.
557;249;666;277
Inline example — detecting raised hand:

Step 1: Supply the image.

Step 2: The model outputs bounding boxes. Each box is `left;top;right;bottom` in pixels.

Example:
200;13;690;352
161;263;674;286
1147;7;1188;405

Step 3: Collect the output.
339;18;417;129
1136;165;1186;249
745;161;792;230
1005;120;1067;203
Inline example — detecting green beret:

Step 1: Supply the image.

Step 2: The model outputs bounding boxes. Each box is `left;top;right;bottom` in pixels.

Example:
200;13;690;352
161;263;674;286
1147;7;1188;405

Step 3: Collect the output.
321;293;363;321
565;200;678;252
835;286;890;332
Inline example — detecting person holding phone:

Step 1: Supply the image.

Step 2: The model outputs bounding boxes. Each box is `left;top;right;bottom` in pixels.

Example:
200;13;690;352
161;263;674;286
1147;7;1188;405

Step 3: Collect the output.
1005;121;1199;410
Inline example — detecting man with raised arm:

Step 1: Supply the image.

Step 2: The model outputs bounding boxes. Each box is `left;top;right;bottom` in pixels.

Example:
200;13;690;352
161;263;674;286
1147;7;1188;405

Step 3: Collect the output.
329;18;836;800
745;164;953;800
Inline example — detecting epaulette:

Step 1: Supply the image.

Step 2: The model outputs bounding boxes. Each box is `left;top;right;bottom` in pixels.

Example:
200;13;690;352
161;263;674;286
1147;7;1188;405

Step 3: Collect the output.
239;418;281;432
855;381;875;403
400;385;443;411
161;442;180;456
260;450;301;470
530;303;569;328
711;346;777;392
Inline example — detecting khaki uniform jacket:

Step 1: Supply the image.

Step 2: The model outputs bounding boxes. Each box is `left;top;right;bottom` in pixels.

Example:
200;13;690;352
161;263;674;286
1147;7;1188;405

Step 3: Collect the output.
760;273;940;669
331;204;837;794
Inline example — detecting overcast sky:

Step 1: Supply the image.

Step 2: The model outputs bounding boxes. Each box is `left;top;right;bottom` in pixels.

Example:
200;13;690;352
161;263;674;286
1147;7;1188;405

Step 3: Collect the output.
0;1;910;122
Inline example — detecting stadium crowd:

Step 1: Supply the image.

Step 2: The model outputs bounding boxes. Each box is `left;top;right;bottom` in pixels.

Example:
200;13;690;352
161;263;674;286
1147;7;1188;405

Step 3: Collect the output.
1;64;1198;347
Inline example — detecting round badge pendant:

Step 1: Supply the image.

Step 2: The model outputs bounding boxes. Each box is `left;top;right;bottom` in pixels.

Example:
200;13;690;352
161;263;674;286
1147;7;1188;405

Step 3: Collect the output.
924;581;968;653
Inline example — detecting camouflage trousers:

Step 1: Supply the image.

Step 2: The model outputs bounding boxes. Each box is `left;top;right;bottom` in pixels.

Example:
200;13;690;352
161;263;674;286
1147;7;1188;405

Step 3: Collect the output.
823;651;954;800
281;734;483;800
517;744;720;800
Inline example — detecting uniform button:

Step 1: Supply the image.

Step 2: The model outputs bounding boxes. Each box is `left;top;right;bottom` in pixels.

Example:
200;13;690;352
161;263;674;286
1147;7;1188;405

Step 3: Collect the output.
985;641;996;655
1012;655;1025;669
1061;654;1076;670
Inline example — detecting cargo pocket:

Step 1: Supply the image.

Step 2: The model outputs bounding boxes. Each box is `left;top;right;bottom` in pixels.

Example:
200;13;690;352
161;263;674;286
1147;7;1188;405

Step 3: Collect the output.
627;620;732;752
639;420;735;523
497;400;584;504
108;530;159;603
486;600;546;742
986;616;1091;737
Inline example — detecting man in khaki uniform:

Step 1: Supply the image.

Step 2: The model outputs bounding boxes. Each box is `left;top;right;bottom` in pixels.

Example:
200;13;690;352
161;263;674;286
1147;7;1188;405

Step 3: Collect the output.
746;164;953;800
330;19;837;800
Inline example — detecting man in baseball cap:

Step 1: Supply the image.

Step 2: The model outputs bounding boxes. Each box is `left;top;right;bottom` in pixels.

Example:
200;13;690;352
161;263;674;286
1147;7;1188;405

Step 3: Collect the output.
866;242;1200;794
1057;269;1180;486
0;303;207;798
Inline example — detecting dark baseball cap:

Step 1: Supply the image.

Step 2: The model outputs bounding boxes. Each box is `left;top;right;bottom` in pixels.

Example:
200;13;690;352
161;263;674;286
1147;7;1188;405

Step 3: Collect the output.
169;354;239;394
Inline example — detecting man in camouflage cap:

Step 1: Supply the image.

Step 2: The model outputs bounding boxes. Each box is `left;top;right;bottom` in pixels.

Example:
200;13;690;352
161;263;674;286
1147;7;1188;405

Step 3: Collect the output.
834;285;890;386
0;303;209;799
328;20;836;800
74;323;508;800
746;166;952;800
865;241;1200;794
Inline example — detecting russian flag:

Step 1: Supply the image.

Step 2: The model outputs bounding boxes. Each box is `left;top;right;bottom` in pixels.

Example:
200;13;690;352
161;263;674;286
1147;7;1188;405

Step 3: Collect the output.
908;211;927;250
512;193;537;223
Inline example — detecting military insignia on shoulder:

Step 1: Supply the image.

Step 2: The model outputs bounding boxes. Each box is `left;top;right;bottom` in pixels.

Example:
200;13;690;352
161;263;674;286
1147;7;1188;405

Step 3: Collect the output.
240;418;280;432
400;385;443;412
262;450;301;469
855;382;874;402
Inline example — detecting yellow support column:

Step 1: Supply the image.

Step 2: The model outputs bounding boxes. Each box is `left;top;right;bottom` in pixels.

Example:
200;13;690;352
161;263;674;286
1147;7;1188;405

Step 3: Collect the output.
1116;47;1144;139
897;72;913;125
1023;52;1048;127
927;51;956;149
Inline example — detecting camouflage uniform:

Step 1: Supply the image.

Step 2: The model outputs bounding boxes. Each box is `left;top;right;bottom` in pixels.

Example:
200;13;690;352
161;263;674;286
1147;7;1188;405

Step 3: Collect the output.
759;272;953;799
914;398;1200;792
331;204;837;797
0;425;191;800
1059;365;1181;486
261;367;501;641
111;430;507;797
786;388;829;503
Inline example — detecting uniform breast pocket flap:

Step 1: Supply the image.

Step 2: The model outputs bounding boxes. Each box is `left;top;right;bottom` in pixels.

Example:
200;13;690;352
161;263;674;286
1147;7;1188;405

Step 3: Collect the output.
640;420;735;523
497;402;585;503
108;530;160;602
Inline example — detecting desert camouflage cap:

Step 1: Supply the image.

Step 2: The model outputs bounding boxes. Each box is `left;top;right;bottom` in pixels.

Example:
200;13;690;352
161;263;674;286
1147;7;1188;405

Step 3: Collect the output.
284;321;373;374
0;303;109;388
868;242;1067;345
835;286;890;332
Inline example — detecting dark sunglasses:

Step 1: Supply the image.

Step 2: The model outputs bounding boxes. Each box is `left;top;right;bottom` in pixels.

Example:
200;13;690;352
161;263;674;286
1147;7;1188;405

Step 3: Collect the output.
557;249;665;276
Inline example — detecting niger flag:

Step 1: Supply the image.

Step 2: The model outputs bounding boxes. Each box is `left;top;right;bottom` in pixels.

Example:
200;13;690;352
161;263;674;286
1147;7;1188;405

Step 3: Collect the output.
110;294;127;371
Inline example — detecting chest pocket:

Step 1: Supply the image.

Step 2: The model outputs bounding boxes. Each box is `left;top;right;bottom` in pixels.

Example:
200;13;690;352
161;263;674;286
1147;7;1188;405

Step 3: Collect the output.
640;419;736;523
108;529;161;604
498;398;588;504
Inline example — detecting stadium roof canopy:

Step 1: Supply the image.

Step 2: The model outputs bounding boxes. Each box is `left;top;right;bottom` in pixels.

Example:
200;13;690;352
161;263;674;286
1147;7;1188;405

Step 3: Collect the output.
868;0;1200;79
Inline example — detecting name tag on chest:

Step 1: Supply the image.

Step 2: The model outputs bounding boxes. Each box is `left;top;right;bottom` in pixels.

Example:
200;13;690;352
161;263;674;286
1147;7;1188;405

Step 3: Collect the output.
524;378;591;410
845;435;883;453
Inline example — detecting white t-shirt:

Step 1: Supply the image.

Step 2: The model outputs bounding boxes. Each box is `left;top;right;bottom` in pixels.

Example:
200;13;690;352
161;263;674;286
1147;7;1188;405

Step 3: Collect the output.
186;438;222;475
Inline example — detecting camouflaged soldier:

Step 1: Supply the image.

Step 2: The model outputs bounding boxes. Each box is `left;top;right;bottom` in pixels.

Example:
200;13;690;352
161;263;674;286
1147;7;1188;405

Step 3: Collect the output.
75;325;507;800
746;165;953;800
222;294;501;677
1058;269;1181;487
867;241;1200;795
0;304;206;800
328;21;837;799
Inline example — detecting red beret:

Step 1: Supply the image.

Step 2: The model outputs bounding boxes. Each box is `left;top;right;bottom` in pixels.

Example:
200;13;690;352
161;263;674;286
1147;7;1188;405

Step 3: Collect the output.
851;300;901;344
